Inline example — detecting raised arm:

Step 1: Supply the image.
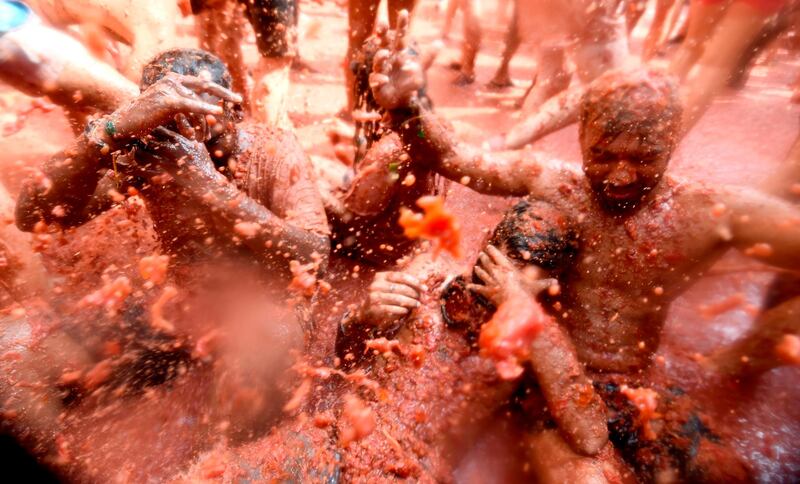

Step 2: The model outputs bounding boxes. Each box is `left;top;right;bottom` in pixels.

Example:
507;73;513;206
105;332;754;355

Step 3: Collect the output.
367;11;566;199
723;187;800;270
0;9;137;114
16;73;241;231
15;124;116;231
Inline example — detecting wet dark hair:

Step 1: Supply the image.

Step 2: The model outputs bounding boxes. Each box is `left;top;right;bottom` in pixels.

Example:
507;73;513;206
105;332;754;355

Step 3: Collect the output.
140;48;232;91
441;199;577;332
488;200;579;271
579;68;682;142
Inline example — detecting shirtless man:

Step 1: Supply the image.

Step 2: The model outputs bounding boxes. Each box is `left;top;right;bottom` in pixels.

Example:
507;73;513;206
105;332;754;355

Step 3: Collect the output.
16;47;329;274
369;38;800;479
10;48;329;452
320;22;442;267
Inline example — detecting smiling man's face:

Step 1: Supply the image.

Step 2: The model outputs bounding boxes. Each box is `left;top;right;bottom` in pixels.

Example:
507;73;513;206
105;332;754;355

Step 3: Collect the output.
581;124;671;212
578;70;681;212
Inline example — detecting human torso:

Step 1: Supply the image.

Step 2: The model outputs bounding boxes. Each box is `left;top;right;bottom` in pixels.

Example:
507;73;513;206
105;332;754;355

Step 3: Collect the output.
131;122;326;268
541;175;729;372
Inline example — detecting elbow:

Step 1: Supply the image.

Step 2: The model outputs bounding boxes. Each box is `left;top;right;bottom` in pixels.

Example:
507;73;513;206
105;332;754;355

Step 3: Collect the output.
16;202;87;232
15;213;38;233
14;194;40;233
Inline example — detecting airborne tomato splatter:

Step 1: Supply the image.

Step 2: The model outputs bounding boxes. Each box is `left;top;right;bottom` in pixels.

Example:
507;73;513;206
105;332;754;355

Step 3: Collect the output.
775;334;800;365
138;254;170;285
288;260;318;297
78;276;132;315
699;293;745;319
150;285;179;333
620;385;661;440
478;295;546;380
339;394;376;447
398;195;461;259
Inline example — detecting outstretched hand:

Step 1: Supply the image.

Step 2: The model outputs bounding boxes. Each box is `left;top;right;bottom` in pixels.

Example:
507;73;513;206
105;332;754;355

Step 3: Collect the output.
111;73;241;146
468;245;556;306
361;271;424;332
368;10;425;111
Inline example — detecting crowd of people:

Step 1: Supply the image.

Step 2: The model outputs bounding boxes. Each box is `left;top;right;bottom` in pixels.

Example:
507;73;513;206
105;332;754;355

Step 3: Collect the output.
0;0;799;481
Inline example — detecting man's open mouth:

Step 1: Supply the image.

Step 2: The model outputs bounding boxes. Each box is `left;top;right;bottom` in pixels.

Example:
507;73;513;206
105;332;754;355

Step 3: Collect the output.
604;185;640;200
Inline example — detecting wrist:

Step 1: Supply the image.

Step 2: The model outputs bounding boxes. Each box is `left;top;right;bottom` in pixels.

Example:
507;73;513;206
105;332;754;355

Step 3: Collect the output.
85;115;119;154
502;285;529;303
387;98;422;130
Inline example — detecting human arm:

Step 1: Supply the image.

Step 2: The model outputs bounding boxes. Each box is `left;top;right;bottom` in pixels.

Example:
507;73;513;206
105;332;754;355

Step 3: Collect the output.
723;187;800;270
368;11;565;198
502;85;585;151
0;9;137;113
708;296;800;379
15;124;116;231
137;129;329;274
342;133;406;216
472;246;609;456
16;73;241;231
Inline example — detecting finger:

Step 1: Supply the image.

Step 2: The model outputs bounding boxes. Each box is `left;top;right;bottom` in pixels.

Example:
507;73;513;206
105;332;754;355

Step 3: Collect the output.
153;126;192;145
467;284;492;299
385;272;424;293
372;281;419;300
175;114;197;139
394;10;410;52
478;252;495;274
180;76;243;103
487;245;512;268
373;305;410;319
369;73;390;92
375;22;390;47
527;278;558;295
473;266;493;285
172;96;224;115
372;292;420;308
372;49;392;75
373;271;393;281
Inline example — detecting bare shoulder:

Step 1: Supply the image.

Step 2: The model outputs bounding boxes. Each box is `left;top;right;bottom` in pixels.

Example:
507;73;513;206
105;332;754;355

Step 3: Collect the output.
237;122;306;159
666;176;725;209
514;151;583;200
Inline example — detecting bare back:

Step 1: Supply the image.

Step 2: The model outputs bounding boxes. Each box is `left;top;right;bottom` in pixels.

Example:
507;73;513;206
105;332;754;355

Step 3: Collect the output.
134;122;328;265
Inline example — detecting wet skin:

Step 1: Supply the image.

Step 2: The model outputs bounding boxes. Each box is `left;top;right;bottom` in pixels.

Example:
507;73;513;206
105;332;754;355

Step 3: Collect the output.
367;49;800;374
15;73;329;279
